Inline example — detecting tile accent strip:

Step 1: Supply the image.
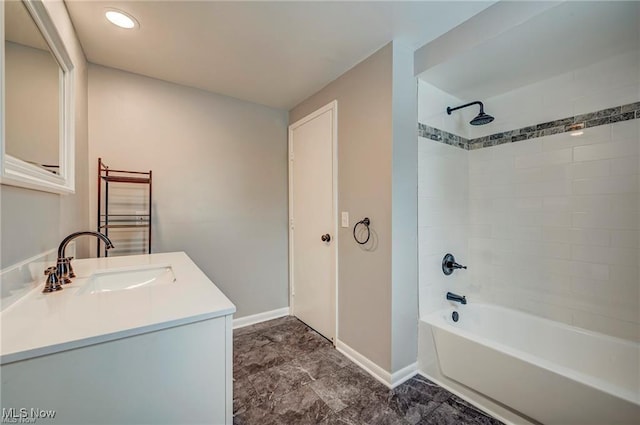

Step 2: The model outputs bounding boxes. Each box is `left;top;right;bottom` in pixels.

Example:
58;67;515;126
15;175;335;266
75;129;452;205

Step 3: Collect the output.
419;100;640;151
418;123;470;150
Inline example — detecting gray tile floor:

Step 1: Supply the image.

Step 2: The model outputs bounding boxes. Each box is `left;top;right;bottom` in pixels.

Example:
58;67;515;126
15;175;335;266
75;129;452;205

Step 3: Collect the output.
233;316;503;425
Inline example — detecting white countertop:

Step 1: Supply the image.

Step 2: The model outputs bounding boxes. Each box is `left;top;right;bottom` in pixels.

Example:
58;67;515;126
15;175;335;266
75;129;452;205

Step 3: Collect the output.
0;252;236;365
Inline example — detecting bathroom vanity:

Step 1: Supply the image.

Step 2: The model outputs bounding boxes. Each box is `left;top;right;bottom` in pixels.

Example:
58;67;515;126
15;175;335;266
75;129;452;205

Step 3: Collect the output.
0;252;235;424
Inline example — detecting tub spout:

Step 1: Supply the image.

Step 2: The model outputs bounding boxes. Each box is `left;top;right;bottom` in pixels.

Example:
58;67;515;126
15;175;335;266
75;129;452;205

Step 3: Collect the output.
447;292;467;305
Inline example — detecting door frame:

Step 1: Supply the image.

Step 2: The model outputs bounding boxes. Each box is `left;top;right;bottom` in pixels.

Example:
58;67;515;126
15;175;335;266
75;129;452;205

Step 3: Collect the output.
288;100;338;343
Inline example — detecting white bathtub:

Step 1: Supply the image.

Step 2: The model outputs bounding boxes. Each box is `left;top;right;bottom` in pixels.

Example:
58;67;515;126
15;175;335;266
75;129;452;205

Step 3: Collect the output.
424;303;640;425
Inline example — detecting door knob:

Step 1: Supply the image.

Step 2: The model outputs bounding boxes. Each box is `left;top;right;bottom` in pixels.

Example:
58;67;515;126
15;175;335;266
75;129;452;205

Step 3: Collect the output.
321;234;331;242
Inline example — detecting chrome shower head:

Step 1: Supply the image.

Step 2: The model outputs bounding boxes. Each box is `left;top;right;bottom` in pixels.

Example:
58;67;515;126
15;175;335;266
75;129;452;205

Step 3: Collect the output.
447;101;494;126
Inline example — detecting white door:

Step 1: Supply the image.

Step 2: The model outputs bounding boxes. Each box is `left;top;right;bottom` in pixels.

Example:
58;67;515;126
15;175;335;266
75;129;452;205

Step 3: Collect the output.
289;101;337;342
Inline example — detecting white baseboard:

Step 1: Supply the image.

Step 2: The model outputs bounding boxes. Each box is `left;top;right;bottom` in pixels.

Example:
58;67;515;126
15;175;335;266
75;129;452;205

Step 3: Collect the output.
391;361;419;387
233;307;290;329
335;339;418;389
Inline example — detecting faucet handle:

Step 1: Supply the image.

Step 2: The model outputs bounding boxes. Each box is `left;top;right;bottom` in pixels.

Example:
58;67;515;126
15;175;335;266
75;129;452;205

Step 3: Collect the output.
66;257;76;278
442;253;467;275
43;267;63;293
56;257;72;284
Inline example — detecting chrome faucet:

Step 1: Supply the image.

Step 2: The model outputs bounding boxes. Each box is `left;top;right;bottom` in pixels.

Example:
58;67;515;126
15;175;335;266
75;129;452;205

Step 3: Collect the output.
54;231;114;284
446;292;467;305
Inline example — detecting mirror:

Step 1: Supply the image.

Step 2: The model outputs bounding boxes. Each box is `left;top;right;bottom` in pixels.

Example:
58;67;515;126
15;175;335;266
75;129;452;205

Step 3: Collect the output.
5;0;60;174
1;0;75;193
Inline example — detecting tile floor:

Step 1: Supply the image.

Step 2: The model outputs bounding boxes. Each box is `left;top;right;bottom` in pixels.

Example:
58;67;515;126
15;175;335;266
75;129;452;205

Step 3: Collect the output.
233;316;503;425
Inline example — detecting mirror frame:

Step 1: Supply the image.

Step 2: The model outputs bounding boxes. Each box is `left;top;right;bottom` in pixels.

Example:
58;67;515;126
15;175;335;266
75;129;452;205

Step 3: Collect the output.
0;0;75;194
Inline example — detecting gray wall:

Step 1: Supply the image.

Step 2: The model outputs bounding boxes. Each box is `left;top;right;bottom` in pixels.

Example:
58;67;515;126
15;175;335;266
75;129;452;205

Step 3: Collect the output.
290;42;418;374
1;0;89;269
87;65;289;318
390;42;418;372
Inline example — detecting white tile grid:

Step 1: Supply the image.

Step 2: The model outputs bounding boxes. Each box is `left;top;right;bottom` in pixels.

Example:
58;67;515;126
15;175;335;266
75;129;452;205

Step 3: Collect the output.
418;119;639;341
467;121;639;341
417;138;470;318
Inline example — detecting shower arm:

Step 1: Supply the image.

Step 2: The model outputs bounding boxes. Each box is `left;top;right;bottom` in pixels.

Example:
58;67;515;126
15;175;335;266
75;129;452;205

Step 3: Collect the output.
447;101;486;115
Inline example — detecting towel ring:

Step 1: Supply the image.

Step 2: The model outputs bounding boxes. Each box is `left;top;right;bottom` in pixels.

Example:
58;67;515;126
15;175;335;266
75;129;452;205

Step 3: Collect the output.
353;217;371;245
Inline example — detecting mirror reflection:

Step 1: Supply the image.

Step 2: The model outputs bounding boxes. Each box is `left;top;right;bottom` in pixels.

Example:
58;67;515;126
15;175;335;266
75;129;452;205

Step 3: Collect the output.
4;0;60;174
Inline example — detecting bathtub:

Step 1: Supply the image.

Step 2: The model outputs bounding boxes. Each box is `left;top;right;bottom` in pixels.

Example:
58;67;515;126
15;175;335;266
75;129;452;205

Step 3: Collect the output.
423;304;640;425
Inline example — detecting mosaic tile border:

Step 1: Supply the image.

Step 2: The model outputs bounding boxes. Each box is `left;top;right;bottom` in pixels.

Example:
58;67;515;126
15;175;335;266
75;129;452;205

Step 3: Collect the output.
418;101;640;150
418;123;469;149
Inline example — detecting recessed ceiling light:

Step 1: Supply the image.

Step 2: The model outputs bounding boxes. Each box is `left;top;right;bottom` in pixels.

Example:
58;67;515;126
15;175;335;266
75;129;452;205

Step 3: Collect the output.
570;131;584;137
105;9;139;29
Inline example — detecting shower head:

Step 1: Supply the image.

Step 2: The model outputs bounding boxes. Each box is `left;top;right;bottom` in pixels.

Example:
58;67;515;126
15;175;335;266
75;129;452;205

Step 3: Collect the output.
447;101;494;126
470;112;494;126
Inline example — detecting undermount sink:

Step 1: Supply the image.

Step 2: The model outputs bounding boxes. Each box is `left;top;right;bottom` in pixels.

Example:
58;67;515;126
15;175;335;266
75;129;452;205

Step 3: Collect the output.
78;265;176;294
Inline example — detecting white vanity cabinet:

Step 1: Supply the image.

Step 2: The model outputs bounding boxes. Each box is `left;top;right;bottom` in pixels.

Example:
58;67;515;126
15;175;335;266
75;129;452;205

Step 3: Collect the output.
0;252;235;425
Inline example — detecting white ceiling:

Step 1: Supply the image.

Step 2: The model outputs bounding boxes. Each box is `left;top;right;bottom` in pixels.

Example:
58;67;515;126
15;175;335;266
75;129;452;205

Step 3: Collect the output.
65;1;494;110
418;1;640;100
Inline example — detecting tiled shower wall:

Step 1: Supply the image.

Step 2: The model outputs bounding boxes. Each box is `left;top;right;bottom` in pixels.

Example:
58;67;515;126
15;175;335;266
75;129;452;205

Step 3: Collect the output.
418;140;469;318
418;119;639;341
467;119;639;341
418;50;639;341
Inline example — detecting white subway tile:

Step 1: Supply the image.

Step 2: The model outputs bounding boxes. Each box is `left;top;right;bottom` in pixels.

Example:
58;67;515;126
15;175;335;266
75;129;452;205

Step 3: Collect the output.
610;230;639;249
468;224;492;238
491;224;542;241
610;193;639;213
522;302;574;324
542;211;572;227
543;226;572;243
610;265;639;285
542;125;611;152
492;138;543;158
419;226;467;257
570;227;610;246
570;261;610;280
572;175;638;195
570;277;611;301
517;241;571;260
571;245;638;266
512;211;542;226
570;160;610;179
515;148;572;169
542;197;571;212
470;183;515;199
573;140;638;162
571;310;639;342
571;195;611;214
606;298;639;323
468;146;494;162
545;259;574;277
516;180;570;197
610;116;640;143
513;167;543;184
515;197;543;211
608;278;640;305
469;172;493;187
610;156;638;176
572;210;639;230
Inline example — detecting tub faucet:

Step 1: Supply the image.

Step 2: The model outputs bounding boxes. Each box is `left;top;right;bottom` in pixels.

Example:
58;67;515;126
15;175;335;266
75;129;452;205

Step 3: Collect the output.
446;292;467;305
442;253;467;275
54;231;114;283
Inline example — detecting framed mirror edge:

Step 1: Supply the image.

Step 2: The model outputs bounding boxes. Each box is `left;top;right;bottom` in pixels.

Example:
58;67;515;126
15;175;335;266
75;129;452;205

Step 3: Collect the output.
1;0;76;195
